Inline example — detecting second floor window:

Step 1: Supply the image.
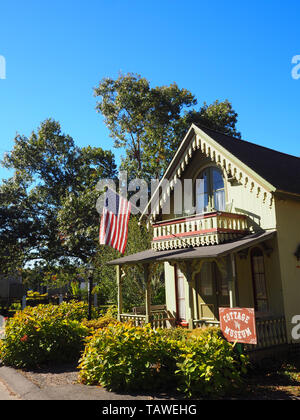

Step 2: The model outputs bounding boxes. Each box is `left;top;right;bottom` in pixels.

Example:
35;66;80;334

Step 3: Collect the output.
195;167;225;213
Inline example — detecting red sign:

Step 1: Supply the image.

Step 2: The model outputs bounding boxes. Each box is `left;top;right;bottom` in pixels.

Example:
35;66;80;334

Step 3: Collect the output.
219;307;257;345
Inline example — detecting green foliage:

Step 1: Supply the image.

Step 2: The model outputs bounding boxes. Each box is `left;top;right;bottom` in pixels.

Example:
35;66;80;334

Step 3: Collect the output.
95;72;196;180
82;305;119;332
26;291;49;307
78;324;248;398
0;302;90;368
78;323;174;392
175;327;248;398
0;119;117;272
95;72;241;181
93;215;164;310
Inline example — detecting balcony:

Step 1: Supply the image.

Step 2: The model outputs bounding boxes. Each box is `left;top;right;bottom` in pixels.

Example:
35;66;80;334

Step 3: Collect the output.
151;211;249;250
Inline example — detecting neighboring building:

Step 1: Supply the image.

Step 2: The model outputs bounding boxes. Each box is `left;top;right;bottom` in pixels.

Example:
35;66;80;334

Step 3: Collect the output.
0;272;23;300
108;124;300;354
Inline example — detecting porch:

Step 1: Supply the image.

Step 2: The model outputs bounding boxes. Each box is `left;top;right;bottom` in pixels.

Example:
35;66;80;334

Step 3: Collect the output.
109;230;288;352
116;312;287;352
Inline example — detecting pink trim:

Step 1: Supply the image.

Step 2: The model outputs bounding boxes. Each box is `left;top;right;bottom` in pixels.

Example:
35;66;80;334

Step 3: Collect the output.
153;228;246;241
152;211;246;228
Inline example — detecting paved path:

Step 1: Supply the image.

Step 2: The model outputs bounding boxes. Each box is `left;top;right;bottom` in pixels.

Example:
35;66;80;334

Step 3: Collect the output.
0;377;20;400
0;365;180;400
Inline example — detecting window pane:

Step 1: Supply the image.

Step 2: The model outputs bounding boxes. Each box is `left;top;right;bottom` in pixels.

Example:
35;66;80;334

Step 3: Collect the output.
251;249;268;312
214;190;225;211
220;275;229;296
196;192;209;213
258;256;264;273
200;263;213;296
254;274;267;298
212;169;224;191
196;171;209;213
257;299;268;313
212;169;225;211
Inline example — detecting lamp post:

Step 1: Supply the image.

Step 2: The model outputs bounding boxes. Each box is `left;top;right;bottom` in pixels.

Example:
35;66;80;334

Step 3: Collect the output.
86;263;95;321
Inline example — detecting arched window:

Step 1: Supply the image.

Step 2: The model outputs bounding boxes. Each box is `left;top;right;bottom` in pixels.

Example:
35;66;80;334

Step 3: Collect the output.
195;167;225;213
251;248;268;312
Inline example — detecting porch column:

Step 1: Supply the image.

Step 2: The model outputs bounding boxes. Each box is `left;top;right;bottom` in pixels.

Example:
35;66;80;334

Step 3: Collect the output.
228;254;237;308
144;264;151;324
186;264;195;329
116;265;123;321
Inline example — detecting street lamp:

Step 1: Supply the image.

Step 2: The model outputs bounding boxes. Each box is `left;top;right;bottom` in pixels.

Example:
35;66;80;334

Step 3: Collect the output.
86;263;95;320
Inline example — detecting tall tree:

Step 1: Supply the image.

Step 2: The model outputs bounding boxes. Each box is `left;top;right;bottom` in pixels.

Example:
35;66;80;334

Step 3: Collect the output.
0;119;117;272
94;73;241;181
94;73;197;181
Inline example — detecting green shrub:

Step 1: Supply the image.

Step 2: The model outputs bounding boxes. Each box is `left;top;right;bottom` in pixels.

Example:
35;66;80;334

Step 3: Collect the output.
78;324;248;398
55;300;98;321
81;306;119;332
0;303;89;368
78;323;174;392
175;327;248;398
82;317;119;331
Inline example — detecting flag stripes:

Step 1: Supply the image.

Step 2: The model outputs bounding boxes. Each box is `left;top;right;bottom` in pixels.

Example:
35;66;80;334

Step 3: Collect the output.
99;189;131;254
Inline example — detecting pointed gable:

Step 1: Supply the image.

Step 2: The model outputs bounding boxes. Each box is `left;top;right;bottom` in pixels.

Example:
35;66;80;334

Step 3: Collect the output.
141;124;300;221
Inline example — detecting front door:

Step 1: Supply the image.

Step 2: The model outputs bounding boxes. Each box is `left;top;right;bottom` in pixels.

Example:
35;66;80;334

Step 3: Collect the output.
195;262;229;320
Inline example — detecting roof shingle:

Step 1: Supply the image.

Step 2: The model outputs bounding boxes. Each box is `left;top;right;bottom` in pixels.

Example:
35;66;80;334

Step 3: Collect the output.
198;126;300;195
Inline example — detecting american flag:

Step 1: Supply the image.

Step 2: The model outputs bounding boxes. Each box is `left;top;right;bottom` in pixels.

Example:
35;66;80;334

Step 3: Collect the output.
99;188;131;254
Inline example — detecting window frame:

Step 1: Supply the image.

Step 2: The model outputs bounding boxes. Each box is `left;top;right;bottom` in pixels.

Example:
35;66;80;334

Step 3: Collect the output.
250;247;269;313
194;166;226;213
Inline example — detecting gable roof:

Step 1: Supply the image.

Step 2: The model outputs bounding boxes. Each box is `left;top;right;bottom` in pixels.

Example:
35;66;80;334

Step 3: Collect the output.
199;126;300;196
141;124;300;220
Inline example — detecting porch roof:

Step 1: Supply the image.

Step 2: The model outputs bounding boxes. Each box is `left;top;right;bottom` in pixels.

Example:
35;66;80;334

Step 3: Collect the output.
107;230;276;266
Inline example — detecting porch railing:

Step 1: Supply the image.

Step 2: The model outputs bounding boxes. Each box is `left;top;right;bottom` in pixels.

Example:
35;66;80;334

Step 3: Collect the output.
119;314;147;326
245;316;287;351
119;311;176;329
193;316;288;351
119;314;288;351
192;319;221;329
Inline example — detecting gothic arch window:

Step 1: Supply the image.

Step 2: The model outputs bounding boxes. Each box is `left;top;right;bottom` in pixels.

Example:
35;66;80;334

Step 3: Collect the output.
195;167;225;213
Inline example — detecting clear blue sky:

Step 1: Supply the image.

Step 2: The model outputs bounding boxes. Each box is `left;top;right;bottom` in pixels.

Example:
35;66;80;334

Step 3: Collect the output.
0;0;299;181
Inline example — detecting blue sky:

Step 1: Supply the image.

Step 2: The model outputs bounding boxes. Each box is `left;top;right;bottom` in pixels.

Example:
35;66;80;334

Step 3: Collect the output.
0;0;299;181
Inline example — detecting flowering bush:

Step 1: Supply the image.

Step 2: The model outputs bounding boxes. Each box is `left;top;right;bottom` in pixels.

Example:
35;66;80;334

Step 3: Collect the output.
78;323;175;392
78;324;248;397
82;306;119;332
0;302;89;368
175;327;248;398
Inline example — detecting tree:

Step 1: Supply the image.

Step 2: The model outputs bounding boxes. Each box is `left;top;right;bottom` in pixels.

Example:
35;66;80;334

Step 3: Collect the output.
94;73;197;181
0;119;117;272
92;215;163;310
179;99;241;139
94;73;241;181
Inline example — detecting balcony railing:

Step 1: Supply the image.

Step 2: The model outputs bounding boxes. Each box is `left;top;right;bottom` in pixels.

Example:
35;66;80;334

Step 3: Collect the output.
152;211;248;250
